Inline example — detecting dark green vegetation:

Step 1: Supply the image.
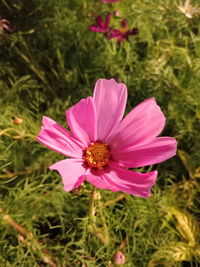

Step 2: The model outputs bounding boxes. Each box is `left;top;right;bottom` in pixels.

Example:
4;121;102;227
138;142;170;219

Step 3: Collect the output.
0;0;200;266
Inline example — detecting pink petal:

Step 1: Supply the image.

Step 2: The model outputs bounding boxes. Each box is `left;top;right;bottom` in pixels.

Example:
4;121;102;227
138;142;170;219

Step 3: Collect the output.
105;13;112;27
109;98;166;149
96;16;104;28
66;97;97;146
50;159;86;191
129;28;138;35
89;26;108;33
36;116;83;158
113;137;177;168
121;19;127;28
109;30;121;39
117;35;124;43
109;31;124;42
106;164;158;197
87;164;157;198
93;79;127;142
86;169;120;192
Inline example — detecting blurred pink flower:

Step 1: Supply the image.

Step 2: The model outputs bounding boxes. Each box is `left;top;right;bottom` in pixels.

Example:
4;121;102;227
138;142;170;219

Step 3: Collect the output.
109;19;138;42
89;13;112;34
37;79;177;197
0;19;13;34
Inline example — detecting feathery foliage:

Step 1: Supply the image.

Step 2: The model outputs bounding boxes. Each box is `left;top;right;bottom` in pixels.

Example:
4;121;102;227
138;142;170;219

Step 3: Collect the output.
1;0;200;266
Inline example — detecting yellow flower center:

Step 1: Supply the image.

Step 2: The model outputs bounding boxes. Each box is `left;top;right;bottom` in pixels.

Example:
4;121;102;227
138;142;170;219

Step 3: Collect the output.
120;27;128;35
185;7;191;12
84;142;110;169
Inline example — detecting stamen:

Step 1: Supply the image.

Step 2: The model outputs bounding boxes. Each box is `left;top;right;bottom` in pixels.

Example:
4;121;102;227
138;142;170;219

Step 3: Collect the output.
83;142;111;169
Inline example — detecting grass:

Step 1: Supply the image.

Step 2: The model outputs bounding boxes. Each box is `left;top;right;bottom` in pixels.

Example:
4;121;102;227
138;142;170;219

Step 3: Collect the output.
0;0;200;266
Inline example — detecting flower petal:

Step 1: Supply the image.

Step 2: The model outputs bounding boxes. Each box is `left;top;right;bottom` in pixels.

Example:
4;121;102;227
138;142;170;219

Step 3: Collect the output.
50;159;86;191
96;16;104;28
36;116;83;158
89;26;109;33
86;169;120;192
93;78;127;142
66;96;97;146
109;98;166;149
109;30;121;39
105;13;111;27
113;137;177;168
106;164;158;197
121;19;127;28
87;164;157;197
129;28;138;35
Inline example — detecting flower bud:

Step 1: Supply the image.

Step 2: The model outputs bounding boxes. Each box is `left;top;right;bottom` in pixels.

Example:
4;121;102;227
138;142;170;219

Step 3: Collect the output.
94;191;101;200
13;117;23;125
114;10;121;17
113;251;126;265
71;185;84;194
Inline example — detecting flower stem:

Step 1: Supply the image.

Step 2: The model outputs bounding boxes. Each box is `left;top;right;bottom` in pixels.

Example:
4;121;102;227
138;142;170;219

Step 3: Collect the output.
103;194;126;208
98;199;110;245
88;185;109;245
89;185;96;223
0;208;57;267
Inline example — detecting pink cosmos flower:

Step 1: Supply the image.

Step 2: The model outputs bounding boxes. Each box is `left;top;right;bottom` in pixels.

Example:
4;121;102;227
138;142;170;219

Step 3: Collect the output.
36;79;177;198
109;19;138;43
89;13;112;34
0;19;13;34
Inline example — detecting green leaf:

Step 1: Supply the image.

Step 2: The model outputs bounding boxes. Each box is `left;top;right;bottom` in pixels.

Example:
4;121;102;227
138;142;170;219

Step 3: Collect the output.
178;150;195;179
148;242;192;267
165;206;199;246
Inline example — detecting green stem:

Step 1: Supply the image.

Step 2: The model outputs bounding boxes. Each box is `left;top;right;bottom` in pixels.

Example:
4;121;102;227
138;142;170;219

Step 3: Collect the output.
99;200;110;245
89;185;96;223
88;185;109;245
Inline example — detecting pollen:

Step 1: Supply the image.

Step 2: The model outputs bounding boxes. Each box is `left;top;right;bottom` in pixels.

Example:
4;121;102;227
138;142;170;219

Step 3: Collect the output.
83;142;111;169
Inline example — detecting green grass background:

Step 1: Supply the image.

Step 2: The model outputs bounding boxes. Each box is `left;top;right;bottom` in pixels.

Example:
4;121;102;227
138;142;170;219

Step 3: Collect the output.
0;0;200;266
